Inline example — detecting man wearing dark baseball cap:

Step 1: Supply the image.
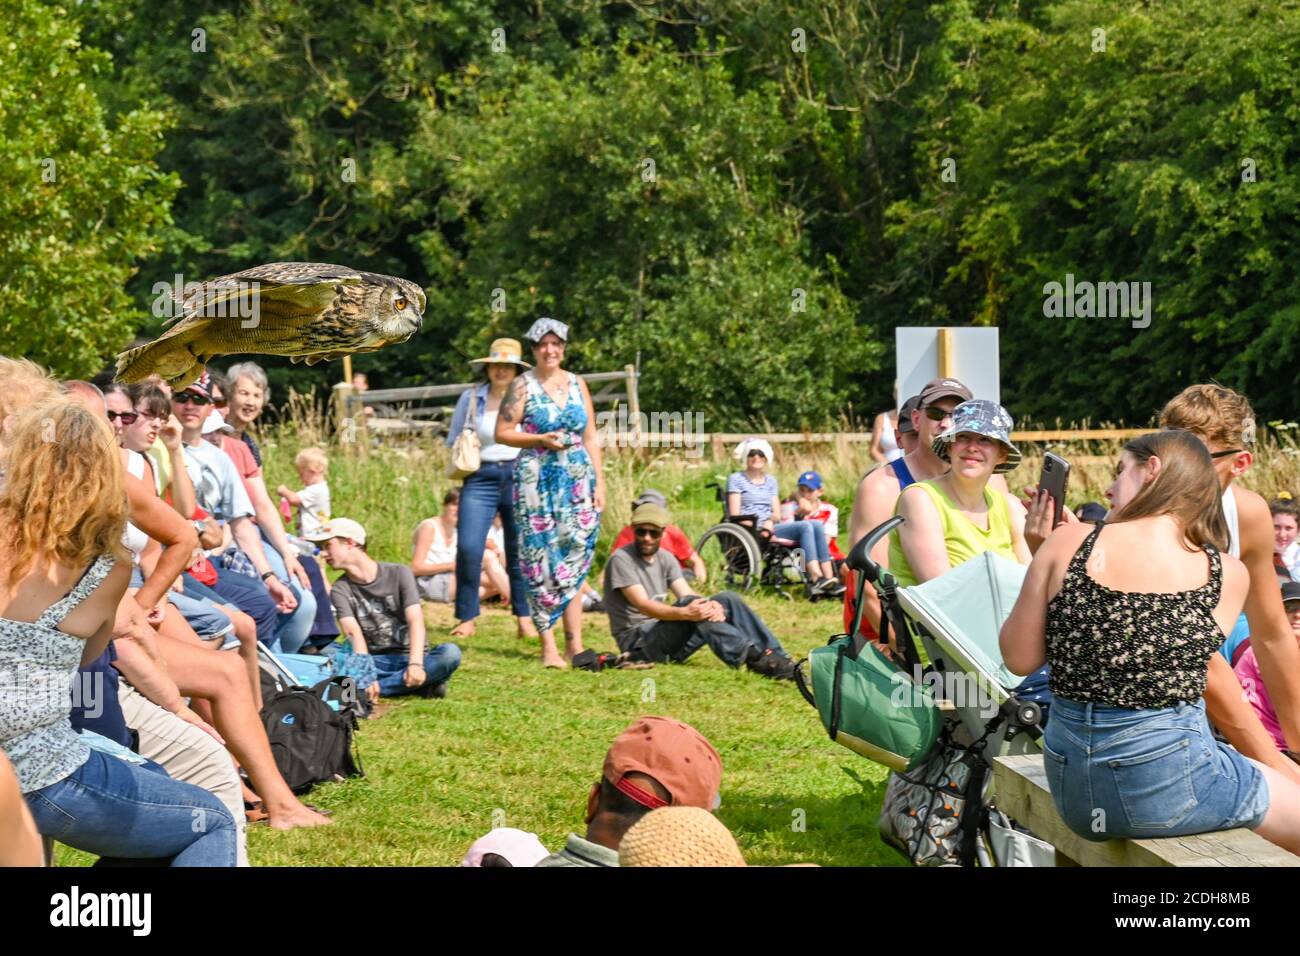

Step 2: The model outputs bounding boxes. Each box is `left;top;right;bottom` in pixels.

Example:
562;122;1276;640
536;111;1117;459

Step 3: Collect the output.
537;716;723;867
604;502;797;679
846;377;981;642
895;394;921;456
610;490;708;581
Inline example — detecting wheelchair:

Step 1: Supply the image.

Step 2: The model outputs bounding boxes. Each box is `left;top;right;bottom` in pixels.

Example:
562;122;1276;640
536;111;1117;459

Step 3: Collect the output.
692;482;809;600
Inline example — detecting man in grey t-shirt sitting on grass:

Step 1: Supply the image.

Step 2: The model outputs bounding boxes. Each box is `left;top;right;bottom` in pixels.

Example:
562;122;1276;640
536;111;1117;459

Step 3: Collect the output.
603;503;796;679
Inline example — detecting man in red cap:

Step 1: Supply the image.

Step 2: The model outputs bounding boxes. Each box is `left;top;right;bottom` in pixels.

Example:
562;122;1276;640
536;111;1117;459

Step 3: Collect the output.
536;716;723;867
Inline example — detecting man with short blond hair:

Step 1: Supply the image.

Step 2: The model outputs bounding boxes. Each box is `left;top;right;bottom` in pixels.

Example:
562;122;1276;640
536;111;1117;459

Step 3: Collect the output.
1161;384;1300;769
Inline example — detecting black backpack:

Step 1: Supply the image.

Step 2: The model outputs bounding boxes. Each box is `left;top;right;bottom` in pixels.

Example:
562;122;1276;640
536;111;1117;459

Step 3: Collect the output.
261;676;364;794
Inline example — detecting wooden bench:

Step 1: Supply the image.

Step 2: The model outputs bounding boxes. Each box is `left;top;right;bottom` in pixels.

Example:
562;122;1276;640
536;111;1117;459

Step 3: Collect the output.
992;753;1300;866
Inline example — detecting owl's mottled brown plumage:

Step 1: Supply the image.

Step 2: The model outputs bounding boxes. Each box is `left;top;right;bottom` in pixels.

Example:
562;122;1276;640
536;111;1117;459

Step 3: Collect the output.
115;262;426;389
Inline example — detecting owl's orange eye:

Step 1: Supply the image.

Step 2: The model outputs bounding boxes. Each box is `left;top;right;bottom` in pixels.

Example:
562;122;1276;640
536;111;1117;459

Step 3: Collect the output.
394;296;408;310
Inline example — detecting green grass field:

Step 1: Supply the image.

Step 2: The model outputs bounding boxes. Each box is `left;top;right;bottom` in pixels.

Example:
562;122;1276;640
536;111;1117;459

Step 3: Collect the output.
240;595;901;867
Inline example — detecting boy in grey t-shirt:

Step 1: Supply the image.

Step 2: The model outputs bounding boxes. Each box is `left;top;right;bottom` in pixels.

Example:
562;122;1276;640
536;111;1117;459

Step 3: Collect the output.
602;504;795;679
309;518;462;699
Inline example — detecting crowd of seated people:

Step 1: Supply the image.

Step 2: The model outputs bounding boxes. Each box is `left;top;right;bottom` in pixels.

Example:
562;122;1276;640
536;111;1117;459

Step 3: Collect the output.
8;346;1300;868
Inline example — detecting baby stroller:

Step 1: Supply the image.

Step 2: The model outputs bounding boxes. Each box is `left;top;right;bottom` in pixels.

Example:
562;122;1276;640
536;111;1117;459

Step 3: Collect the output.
800;516;1053;866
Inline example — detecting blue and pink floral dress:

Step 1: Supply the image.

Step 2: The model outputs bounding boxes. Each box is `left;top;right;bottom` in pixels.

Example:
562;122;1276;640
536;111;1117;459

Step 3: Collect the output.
512;370;600;632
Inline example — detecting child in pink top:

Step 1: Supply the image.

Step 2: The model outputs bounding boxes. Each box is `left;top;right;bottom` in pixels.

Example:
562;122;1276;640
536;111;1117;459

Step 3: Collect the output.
1234;582;1300;751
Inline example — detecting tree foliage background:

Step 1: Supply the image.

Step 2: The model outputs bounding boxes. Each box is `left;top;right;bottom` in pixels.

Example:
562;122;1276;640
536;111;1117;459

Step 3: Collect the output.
6;0;1298;428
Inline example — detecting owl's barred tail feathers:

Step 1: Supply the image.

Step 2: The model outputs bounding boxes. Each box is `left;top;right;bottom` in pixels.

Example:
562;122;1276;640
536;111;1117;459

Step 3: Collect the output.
114;342;204;391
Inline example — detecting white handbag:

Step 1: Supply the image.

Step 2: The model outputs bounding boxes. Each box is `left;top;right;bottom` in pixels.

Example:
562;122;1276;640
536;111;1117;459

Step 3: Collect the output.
447;389;482;480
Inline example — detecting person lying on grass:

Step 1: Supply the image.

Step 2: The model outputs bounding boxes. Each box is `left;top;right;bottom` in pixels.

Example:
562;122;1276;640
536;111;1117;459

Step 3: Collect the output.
604;503;797;680
536;716;723;868
311;518;461;702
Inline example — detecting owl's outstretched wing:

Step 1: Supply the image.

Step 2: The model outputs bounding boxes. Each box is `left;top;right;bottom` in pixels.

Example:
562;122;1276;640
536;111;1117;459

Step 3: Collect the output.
163;262;365;328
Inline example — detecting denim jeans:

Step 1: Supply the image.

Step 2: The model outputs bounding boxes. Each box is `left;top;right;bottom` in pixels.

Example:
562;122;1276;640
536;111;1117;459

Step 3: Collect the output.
1043;696;1270;842
773;520;831;564
628;592;784;667
372;644;462;697
258;527;317;655
298;554;340;644
455;460;529;620
25;749;238;866
203;566;278;645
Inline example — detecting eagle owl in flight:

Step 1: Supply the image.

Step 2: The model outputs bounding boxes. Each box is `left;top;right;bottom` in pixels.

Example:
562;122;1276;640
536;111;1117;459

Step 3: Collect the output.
116;262;425;388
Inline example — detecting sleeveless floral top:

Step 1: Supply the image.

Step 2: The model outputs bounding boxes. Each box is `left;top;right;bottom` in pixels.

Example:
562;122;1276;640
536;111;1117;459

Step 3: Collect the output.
1045;524;1223;709
0;554;116;793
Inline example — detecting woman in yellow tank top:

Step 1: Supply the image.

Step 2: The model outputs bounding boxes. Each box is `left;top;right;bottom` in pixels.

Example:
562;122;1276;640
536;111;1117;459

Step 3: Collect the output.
889;400;1031;588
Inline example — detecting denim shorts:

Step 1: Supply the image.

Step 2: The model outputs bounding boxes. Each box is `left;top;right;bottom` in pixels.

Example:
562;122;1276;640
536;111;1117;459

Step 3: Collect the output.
416;573;453;603
1043;697;1270;841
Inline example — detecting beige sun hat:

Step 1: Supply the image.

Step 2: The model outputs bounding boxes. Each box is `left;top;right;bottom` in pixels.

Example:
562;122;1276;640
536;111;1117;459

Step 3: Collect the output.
469;338;531;368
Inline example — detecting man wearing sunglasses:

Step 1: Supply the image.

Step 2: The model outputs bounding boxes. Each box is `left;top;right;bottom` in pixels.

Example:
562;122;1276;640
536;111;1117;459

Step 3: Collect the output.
170;375;299;625
845;378;976;639
603;503;796;679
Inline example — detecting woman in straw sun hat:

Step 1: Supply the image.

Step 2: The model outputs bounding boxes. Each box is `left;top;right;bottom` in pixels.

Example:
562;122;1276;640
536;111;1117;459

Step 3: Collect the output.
443;338;538;641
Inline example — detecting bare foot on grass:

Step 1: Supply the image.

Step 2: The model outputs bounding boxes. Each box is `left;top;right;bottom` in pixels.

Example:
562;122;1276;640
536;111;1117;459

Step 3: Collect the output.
450;619;476;639
267;800;335;830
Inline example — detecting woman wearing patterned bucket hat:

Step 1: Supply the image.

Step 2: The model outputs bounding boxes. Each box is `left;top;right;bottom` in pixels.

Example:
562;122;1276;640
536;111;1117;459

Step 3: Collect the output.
888;399;1032;590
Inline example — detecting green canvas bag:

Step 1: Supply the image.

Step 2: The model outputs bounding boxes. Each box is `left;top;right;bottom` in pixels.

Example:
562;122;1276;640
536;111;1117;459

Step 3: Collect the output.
797;634;941;772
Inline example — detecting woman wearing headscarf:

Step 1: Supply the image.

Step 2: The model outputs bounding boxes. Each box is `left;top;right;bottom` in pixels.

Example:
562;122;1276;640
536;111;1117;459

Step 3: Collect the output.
496;318;605;668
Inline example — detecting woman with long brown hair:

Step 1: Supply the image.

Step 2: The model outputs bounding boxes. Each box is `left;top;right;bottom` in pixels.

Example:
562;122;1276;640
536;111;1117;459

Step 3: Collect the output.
0;398;237;865
1001;430;1300;852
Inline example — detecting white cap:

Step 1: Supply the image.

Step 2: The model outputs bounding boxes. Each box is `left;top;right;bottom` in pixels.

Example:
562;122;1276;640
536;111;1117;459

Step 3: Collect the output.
304;517;367;546
201;410;234;436
733;437;775;463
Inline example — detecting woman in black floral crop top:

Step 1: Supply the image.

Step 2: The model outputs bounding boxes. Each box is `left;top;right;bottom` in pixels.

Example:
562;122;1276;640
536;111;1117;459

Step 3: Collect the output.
1001;430;1300;853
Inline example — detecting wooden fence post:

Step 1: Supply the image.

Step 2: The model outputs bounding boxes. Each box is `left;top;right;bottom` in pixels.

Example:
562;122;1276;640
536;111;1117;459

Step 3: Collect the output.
333;382;365;458
625;363;641;450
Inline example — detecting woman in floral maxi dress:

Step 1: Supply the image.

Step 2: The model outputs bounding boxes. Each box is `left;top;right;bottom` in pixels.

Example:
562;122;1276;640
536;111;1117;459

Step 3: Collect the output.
495;318;605;667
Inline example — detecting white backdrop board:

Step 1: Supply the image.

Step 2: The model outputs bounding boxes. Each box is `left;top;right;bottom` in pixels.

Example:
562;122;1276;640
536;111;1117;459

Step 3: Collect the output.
896;327;1000;407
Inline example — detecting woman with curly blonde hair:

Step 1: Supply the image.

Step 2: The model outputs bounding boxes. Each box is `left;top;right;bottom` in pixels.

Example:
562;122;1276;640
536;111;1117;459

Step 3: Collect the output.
0;397;237;865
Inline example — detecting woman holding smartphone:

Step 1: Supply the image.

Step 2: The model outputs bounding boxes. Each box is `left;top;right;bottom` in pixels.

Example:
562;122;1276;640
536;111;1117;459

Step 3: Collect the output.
888;400;1031;588
1000;430;1300;852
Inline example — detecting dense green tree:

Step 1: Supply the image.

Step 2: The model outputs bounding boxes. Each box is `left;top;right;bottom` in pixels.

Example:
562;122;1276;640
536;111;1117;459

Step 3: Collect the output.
887;0;1300;424
9;0;1298;428
0;0;177;377
425;43;876;427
